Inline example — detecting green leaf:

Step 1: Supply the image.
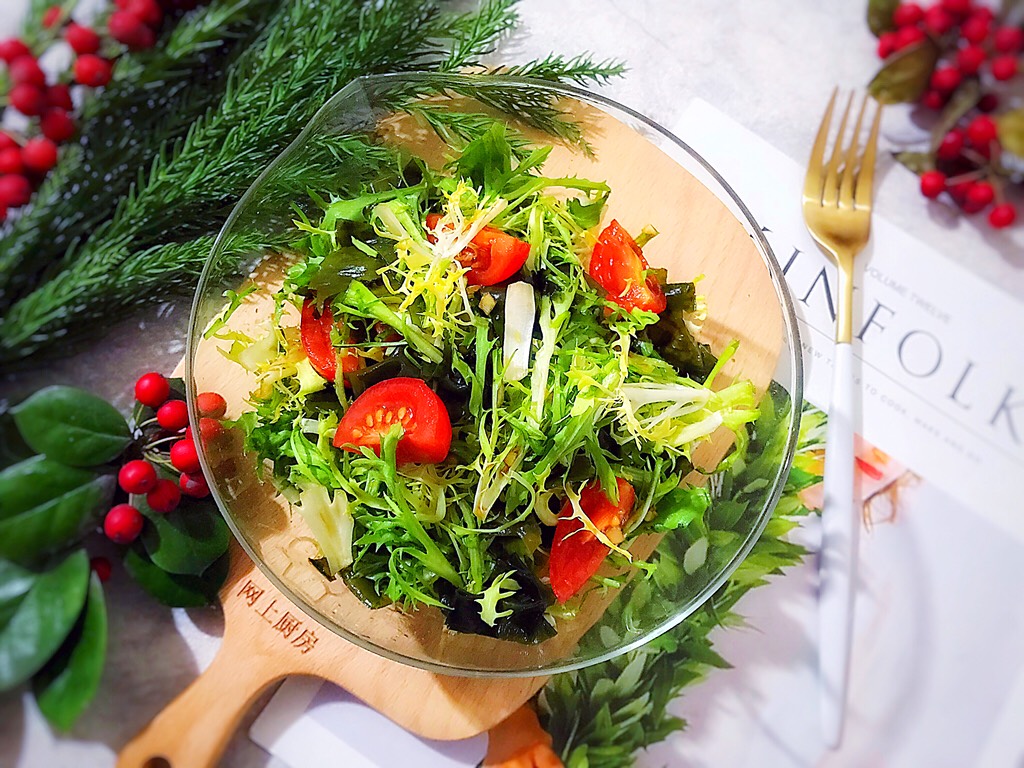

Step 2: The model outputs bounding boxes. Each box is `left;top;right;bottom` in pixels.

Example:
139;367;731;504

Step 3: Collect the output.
0;550;89;691
868;41;941;104
0;560;36;629
652;486;710;533
893;151;934;174
868;0;900;35
930;80;981;153
996;108;1024;157
10;386;131;467
33;573;107;731
0;406;33;471
123;547;228;607
0;467;115;565
0;455;99;521
136;496;230;576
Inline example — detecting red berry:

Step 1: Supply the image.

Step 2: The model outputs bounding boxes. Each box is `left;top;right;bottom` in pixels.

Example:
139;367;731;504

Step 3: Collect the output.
0;133;15;152
920;170;946;198
104;503;144;543
924;6;956;34
185;417;225;446
878;31;898;59
64;23;101;55
118;459;158;494
46;83;73;111
74;55;113;87
931;65;962;91
89;556;113;582
893;3;924;26
9;56;46;88
0;204;7;224
937;130;964;159
977;92;999;112
42;6;63;29
0;148;22;175
157;399;189;430
940;0;971;16
196;391;227;419
965;181;994;209
40;108;76;143
922;89;946;109
896;24;928;49
109;11;156;50
126;0;164;27
966;115;998;148
968;7;994;23
960;15;990;44
147;479;181;514
0;39;31;64
21;138;58;173
135;371;170;407
990;54;1018;81
170;438;201;474
994;26;1024;53
179;471;210;498
0;175;32;208
956;45;987;75
9;83;47;116
989;203;1017;229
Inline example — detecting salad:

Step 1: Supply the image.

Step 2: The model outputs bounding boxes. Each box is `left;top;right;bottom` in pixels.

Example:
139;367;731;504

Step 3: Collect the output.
218;123;759;644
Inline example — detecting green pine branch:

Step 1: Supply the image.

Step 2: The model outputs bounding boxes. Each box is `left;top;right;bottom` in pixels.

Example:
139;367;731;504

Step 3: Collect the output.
0;0;282;309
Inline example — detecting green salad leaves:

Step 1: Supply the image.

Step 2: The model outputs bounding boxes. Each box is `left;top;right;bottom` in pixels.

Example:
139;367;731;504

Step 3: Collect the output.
221;122;759;642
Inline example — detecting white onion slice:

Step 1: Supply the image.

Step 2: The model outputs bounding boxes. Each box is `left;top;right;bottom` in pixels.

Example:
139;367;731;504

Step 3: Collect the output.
502;281;535;381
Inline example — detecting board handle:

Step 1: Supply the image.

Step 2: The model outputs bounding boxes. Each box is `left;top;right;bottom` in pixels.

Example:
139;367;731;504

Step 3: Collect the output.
117;642;284;768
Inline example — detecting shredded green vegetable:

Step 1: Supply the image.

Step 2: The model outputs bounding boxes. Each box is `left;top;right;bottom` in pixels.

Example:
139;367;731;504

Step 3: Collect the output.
221;121;758;642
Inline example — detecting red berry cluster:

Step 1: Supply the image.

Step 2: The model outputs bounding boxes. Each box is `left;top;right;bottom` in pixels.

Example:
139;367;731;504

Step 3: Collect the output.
102;371;228;545
876;1;1022;229
0;0;179;223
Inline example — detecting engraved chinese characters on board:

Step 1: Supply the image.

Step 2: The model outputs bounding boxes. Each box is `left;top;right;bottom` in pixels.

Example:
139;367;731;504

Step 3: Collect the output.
237;578;319;654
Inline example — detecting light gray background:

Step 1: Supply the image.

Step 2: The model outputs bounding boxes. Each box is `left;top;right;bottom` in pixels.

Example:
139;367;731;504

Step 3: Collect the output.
1;1;1020;766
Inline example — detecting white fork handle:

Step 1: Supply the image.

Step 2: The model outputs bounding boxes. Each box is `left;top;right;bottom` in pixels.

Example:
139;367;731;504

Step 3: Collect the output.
819;341;858;748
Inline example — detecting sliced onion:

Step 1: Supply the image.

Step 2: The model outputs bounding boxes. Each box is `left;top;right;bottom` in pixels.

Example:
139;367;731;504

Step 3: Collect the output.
502;281;535;381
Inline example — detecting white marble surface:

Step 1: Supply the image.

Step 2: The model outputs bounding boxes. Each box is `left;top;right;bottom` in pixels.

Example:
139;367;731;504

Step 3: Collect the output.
1;1;1021;767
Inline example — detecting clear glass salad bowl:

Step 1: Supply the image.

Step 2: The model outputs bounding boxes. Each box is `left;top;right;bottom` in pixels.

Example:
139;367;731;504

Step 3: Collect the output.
185;73;803;677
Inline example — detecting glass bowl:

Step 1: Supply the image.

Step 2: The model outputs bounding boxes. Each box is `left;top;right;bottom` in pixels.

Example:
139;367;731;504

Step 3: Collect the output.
185;73;803;677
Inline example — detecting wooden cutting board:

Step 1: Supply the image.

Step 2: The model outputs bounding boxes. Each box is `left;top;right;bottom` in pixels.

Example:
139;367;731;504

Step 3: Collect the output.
117;98;785;768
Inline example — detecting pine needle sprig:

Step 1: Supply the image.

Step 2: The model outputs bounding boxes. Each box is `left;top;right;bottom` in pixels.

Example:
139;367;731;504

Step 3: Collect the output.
0;0;282;308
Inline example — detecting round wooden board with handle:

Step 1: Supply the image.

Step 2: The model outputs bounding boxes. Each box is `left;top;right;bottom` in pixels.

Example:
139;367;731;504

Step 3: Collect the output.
119;100;785;768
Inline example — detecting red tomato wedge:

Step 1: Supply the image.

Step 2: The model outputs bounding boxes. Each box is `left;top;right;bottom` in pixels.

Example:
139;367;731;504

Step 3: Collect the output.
425;213;530;286
548;477;636;603
300;298;362;382
333;377;452;464
588;220;667;314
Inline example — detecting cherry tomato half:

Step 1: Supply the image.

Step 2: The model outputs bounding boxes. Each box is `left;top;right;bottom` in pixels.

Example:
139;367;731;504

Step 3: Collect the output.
300;298;362;382
548;477;636;604
333;377;452;464
588;220;666;314
425;213;530;286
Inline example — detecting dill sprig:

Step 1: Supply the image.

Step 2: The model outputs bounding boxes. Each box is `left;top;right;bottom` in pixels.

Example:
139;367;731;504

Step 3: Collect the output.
0;0;622;362
0;0;281;308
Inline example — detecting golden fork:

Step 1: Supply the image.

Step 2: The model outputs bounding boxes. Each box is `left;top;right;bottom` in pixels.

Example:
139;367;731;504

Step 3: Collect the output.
802;90;882;749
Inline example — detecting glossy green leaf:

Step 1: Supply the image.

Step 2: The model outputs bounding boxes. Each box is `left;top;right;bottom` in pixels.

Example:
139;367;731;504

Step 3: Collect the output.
893;151;933;174
0;455;98;522
0;550;89;691
11;386;131;467
136;496;230;576
0;473;115;565
869;41;940;104
33;574;107;731
124;547;228;608
996;108;1024;157
0;560;36;630
868;0;899;35
930;80;981;152
0;406;33;471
